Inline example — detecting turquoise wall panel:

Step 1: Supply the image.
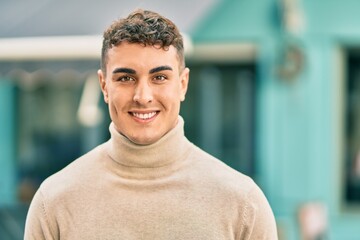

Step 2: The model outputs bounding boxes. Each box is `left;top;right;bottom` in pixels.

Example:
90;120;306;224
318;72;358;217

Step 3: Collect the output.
192;0;277;41
304;0;360;36
191;0;360;238
0;79;17;205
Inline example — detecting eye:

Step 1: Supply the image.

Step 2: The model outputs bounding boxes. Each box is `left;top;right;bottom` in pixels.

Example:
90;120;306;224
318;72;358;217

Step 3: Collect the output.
117;75;135;82
153;75;167;83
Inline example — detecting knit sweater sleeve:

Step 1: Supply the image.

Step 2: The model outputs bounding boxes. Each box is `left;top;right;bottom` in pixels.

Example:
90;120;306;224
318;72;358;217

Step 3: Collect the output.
239;184;278;240
24;188;58;240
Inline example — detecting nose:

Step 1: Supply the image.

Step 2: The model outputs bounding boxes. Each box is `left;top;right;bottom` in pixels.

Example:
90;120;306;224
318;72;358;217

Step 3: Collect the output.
133;81;153;104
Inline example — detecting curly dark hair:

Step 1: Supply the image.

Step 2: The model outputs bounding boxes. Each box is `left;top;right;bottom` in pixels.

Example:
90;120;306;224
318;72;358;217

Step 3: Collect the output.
101;9;185;75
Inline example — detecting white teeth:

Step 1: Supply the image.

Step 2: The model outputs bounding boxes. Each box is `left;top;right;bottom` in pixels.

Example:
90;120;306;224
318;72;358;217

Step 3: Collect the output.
132;112;156;119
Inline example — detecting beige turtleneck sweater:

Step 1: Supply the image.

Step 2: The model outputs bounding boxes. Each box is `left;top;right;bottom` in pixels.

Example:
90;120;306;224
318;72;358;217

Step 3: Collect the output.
24;117;278;240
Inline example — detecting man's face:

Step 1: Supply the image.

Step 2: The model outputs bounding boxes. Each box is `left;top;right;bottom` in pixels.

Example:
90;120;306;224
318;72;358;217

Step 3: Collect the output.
98;42;189;145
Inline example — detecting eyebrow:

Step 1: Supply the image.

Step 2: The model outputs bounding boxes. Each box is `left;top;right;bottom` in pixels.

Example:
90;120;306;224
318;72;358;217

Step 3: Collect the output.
112;65;173;75
149;65;173;74
112;67;136;74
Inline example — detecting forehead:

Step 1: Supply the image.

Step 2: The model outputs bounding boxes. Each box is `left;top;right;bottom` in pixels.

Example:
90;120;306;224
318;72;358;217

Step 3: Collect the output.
106;43;180;71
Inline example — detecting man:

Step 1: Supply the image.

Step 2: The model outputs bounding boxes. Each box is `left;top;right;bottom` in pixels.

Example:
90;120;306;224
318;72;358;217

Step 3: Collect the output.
24;9;278;239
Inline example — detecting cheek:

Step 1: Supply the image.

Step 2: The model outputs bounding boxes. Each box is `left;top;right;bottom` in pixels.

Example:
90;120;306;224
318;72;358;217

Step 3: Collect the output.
163;93;182;111
108;89;135;114
108;101;119;118
161;84;183;100
107;92;123;114
108;88;128;104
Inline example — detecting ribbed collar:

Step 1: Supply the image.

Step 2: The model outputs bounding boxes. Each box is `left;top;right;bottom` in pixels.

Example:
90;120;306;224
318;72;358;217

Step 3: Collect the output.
107;116;191;170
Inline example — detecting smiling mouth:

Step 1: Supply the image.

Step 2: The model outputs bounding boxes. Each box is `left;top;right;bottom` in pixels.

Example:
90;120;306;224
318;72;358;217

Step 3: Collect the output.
131;111;158;120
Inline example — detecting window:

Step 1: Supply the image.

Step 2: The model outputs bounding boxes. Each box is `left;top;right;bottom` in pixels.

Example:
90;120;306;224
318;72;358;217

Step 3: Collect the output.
0;60;110;238
181;63;257;176
7;60;110;204
344;49;360;204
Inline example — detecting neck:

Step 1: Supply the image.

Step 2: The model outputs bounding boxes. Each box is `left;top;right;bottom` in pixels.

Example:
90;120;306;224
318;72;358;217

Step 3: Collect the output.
107;116;191;169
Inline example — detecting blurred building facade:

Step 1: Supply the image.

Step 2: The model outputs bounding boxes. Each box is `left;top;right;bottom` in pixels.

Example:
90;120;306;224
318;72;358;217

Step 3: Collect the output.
1;0;360;239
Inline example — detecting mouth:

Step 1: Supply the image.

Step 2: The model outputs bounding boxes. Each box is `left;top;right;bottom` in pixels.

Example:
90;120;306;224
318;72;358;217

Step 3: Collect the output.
130;111;159;121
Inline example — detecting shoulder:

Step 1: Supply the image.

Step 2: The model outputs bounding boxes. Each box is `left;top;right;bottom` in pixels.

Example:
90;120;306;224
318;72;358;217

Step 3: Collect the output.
188;144;256;193
38;142;108;200
187;144;278;238
241;185;278;239
187;143;275;217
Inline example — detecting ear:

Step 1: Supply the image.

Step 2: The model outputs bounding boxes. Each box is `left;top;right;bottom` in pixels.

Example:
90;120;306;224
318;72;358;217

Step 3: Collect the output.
179;67;190;102
98;69;109;103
